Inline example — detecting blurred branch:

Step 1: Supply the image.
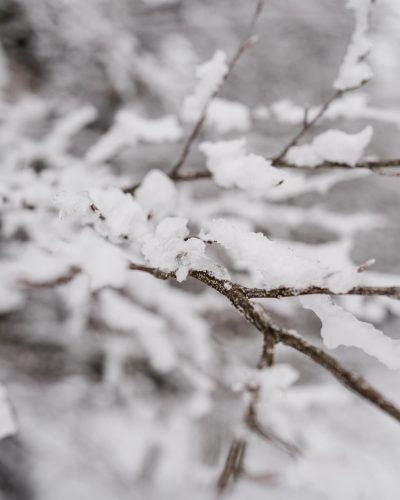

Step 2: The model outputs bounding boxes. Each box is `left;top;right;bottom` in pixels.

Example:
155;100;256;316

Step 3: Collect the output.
19;266;81;289
168;0;265;179
22;263;400;423
244;390;300;458
217;308;276;493
162;157;400;185
273;89;345;162
216;438;247;493
24;264;400;301
272;81;368;163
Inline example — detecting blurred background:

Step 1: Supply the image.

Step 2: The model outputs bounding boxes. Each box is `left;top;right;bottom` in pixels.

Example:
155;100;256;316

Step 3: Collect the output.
1;1;400;499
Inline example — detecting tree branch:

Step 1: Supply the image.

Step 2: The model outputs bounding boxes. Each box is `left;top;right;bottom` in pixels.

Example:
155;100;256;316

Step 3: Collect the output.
168;0;265;179
140;157;400;189
21;262;400;423
22;263;400;302
243;284;400;300
273;89;345;162
272;158;400;170
272;79;367;163
190;270;400;423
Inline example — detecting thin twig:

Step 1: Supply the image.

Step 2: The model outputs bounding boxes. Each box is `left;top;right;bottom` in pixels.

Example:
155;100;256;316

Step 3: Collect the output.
244;395;300;458
216;438;247;493
19;266;81;289
273;90;343;162
273;81;367;162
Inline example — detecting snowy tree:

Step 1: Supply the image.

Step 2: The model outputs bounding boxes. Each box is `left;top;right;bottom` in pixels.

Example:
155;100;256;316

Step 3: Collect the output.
1;0;400;499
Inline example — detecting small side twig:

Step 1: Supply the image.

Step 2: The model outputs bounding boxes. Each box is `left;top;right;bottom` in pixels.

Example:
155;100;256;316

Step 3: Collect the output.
273;82;367;163
216;438;247;493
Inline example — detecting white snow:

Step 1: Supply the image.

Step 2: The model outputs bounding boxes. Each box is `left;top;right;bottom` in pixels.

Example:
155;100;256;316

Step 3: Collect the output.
270;99;305;124
43;106;97;156
286;126;373;167
312;126;373;165
257;364;299;395
99;289;176;372
334;0;374;90
0;268;24;314
205;98;251;134
88;187;149;241
0;385;16;440
181;51;228;123
135;169;177;220
141;217;211;281
86;110;182;164
286;144;322;168
200;138;289;195
54;190;92;218
57;228;129;290
200;219;330;289
300;295;400;369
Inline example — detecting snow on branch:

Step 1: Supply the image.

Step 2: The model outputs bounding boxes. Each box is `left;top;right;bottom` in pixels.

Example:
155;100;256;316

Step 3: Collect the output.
301;295;400;370
3;1;400;495
200;139;289;195
334;0;374;91
286;126;373;167
86;110;182;164
181;51;228;124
